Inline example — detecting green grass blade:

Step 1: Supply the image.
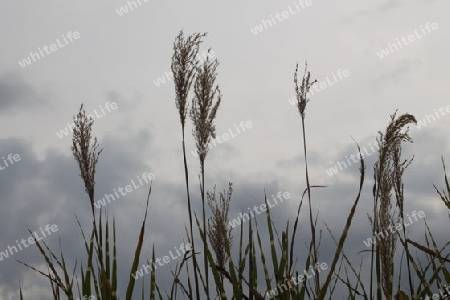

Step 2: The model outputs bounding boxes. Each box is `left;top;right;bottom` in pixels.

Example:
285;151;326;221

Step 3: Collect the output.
126;184;152;300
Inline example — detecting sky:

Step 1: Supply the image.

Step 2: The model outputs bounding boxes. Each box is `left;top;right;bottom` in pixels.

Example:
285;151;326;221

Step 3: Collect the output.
0;0;449;299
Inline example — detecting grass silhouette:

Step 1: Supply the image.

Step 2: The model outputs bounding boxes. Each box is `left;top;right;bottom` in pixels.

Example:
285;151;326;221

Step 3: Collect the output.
18;30;450;300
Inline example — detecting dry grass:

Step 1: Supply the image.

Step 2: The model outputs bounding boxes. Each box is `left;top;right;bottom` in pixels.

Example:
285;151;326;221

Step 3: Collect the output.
171;30;206;300
190;48;222;164
207;183;233;270
71;104;103;212
370;111;417;299
172;30;206;128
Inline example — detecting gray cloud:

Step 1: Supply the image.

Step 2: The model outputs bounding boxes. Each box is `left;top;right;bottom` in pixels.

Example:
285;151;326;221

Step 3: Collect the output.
0;72;48;113
1;0;449;298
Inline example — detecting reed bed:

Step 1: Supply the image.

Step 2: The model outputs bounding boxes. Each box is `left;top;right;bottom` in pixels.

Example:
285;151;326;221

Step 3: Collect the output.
19;30;450;300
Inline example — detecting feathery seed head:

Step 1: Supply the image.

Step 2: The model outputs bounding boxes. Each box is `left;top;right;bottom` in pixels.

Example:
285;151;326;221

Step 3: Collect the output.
207;183;233;269
294;61;317;119
190;50;222;164
71;104;102;208
373;111;416;298
171;30;206;127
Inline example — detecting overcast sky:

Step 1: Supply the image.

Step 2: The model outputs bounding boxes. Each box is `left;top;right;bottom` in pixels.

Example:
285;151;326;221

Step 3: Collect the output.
1;0;450;299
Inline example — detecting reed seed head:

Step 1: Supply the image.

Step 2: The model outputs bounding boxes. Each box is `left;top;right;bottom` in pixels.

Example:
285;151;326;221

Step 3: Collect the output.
294;61;317;119
190;50;221;165
207;183;233;269
71;104;102;207
171;30;206;127
373;111;416;298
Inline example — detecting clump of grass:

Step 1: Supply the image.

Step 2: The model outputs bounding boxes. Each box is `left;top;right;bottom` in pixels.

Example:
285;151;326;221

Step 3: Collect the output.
19;104;156;300
19;30;450;300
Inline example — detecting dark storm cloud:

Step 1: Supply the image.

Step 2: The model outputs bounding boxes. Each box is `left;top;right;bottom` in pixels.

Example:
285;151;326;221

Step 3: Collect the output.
0;72;47;113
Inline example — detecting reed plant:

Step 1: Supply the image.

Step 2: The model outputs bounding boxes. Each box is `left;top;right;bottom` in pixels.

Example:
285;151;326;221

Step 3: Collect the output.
171;30;206;300
190;47;222;299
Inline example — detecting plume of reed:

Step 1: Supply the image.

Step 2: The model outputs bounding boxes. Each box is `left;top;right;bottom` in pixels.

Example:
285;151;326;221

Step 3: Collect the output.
190;49;221;167
190;49;222;299
370;111;417;299
71;103;102;214
171;30;206;300
207;183;234;271
172;30;206;128
294;62;317;119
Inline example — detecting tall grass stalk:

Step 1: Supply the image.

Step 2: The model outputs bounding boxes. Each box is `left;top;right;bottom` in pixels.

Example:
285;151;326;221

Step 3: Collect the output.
190;48;222;299
171;30;206;300
293;62;321;294
369;112;417;300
